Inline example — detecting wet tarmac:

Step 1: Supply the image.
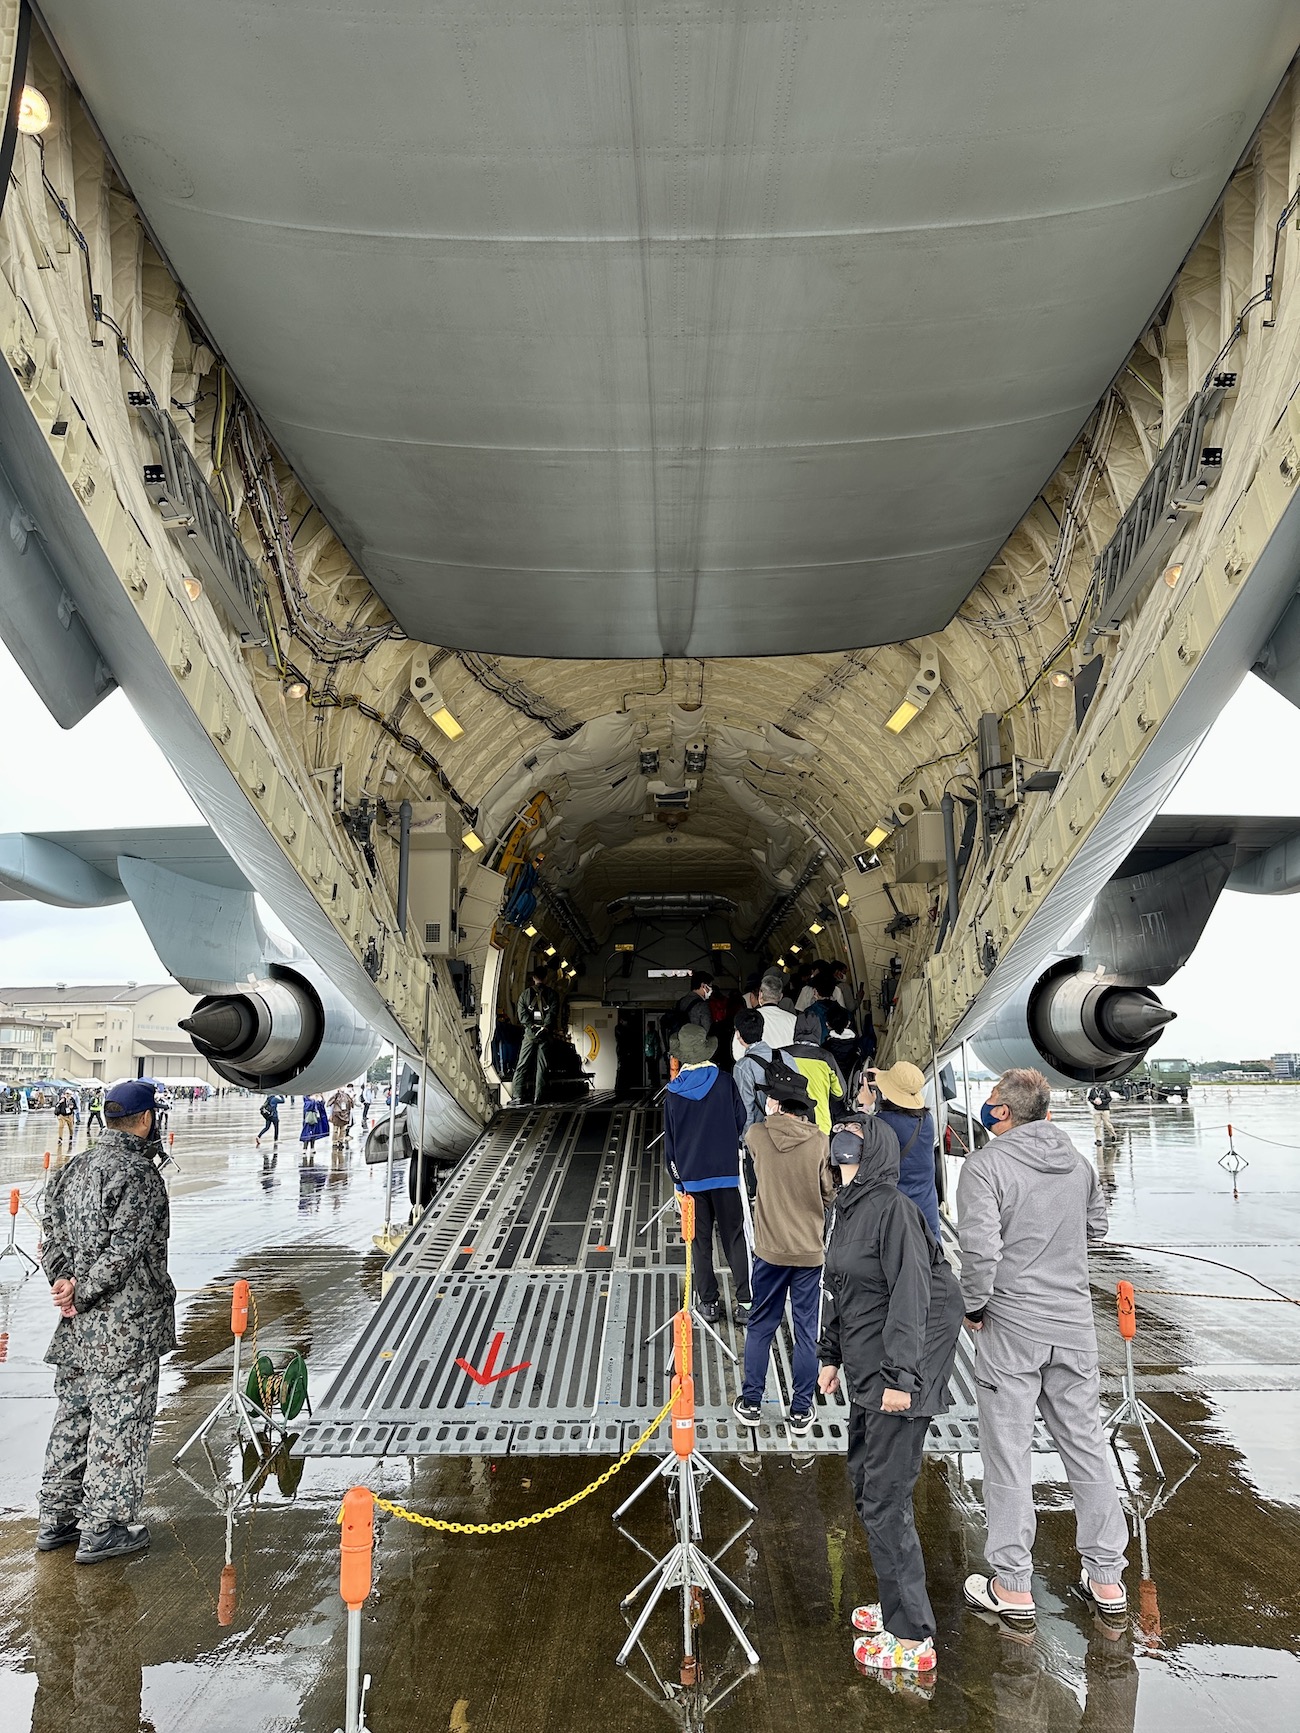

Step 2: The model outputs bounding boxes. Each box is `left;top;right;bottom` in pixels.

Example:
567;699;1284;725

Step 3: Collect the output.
0;1089;1298;1731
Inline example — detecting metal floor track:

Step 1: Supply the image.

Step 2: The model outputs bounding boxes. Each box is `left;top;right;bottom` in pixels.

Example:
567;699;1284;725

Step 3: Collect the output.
298;1099;1046;1459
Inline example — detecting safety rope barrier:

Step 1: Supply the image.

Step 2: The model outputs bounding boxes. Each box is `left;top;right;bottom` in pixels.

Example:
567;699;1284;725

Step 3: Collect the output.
1102;1241;1299;1306
365;1201;694;1538
1132;1287;1297;1304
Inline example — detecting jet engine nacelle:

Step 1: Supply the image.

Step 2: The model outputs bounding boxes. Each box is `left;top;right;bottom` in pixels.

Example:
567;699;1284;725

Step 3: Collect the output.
974;956;1175;1088
180;961;381;1093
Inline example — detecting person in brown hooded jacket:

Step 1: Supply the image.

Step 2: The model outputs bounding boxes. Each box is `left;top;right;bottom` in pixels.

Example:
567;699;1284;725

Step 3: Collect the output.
733;1085;836;1436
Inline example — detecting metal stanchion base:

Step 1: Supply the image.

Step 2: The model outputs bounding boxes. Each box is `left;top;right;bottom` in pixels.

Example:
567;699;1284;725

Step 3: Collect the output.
1106;1342;1199;1480
172;1343;287;1512
614;1451;759;1671
0;1241;39;1281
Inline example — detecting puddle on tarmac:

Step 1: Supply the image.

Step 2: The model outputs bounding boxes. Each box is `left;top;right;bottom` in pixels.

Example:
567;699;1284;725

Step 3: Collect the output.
0;1089;1296;1730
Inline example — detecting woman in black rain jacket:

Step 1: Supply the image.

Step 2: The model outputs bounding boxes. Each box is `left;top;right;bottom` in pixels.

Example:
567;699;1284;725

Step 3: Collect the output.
817;1115;963;1673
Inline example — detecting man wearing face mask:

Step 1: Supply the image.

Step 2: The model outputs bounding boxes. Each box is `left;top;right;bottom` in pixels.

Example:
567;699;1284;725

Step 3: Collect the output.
35;1078;177;1563
675;969;716;1033
958;1068;1128;1626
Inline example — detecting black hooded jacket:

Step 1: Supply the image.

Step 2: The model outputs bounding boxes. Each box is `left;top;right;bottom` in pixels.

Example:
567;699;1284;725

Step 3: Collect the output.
818;1118;963;1415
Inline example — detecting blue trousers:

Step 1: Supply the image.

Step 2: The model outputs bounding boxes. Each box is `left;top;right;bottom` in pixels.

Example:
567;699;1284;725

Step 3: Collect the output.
741;1258;822;1412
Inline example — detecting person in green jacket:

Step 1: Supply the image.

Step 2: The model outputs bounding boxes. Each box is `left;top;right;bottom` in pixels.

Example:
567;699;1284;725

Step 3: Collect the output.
513;968;560;1105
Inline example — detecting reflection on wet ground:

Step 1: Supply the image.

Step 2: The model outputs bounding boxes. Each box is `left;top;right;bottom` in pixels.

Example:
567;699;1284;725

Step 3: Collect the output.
0;1089;1298;1731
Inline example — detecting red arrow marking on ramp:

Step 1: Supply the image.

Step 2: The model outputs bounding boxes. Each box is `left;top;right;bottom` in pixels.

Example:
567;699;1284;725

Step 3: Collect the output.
456;1331;531;1387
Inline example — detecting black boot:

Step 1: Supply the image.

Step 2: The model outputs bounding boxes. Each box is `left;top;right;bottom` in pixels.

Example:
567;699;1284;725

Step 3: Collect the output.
75;1523;150;1564
35;1516;80;1552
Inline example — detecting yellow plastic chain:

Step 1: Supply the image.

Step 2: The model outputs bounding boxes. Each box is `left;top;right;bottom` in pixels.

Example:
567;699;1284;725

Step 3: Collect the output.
371;1212;693;1536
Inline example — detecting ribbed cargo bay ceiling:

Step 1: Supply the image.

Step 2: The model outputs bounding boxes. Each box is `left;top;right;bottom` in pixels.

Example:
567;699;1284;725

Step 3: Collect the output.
39;2;1299;658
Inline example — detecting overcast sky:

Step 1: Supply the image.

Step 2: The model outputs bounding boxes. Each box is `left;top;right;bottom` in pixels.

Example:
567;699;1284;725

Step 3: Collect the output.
0;640;1297;1059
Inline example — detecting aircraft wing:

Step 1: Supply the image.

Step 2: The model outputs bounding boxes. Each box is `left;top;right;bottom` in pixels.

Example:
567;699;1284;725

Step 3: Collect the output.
0;825;252;906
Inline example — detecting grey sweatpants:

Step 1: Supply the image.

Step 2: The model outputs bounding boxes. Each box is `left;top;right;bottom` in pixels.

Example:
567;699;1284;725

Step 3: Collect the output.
973;1319;1128;1594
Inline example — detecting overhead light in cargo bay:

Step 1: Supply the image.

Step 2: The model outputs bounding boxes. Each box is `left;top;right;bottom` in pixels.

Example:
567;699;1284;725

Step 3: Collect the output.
864;824;890;850
284;678;308;699
808;921;823;935
884;639;941;735
461;829;484;853
837;891;851;907
523;923;537;938
1049;670;1074;689
545;944;556;957
429;706;464;740
182;576;203;602
776;956;786;968
1163;562;1184;589
17;87;50;135
788;941;801;954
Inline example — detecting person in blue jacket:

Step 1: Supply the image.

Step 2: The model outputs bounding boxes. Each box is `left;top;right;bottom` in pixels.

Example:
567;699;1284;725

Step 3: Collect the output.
663;1023;752;1324
850;1061;941;1241
299;1094;329;1155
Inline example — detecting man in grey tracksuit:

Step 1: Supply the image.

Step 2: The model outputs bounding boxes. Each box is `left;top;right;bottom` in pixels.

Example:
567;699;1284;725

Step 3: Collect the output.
957;1067;1128;1622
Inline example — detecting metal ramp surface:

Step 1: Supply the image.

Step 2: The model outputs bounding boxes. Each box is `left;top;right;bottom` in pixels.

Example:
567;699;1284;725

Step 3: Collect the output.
299;1100;1045;1459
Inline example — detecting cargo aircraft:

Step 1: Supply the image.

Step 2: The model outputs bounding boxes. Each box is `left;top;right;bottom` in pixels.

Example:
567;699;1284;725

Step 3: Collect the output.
4;3;1300;1168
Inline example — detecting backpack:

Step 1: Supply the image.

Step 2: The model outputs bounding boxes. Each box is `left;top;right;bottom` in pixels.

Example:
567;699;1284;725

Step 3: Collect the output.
659;1004;689;1045
746;1046;807;1105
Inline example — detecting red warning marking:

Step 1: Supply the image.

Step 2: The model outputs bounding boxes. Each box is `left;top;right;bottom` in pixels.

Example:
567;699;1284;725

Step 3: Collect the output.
459;1246;475;1256
456;1332;531;1387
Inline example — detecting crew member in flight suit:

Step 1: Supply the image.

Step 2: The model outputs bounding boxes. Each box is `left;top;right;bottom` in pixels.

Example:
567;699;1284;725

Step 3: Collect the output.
35;1078;176;1563
513;967;561;1105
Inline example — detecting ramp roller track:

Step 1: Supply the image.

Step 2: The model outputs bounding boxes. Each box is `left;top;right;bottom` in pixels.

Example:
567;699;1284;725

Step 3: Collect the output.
299;1100;1048;1458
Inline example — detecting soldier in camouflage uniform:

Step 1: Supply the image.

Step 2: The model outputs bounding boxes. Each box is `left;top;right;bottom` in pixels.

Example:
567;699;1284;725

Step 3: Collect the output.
36;1077;177;1563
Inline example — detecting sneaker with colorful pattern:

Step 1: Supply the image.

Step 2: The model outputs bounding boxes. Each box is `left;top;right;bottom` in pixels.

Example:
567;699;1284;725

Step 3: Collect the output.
851;1603;883;1634
853;1633;937;1672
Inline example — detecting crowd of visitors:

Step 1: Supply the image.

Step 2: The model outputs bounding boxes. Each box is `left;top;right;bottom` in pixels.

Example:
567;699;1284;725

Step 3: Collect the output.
657;953;1125;1677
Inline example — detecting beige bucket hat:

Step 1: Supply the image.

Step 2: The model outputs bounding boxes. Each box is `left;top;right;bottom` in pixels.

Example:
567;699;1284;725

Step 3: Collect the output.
874;1060;926;1111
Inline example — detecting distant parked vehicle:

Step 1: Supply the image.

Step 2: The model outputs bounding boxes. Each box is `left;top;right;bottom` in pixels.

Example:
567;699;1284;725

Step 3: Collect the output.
1116;1057;1191;1103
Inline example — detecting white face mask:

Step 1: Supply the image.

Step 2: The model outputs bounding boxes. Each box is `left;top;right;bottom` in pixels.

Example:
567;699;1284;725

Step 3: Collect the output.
764;1096;781;1116
700;984;713;999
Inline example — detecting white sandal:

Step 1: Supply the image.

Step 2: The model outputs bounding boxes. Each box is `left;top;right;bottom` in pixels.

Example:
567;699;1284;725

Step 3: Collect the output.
1078;1569;1128;1615
963;1574;1036;1623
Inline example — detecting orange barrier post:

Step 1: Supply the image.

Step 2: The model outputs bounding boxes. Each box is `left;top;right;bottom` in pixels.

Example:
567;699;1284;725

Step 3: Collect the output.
1117;1280;1136;1340
673;1309;693;1380
217;1563;238;1628
671;1373;696;1460
231;1278;250;1337
340;1486;375;1733
678;1192;696;1244
0;1186;38;1278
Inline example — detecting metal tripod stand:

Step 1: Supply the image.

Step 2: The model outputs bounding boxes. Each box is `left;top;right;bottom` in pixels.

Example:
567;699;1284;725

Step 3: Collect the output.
1105;1280;1199;1479
615;1202;760;1677
614;1442;759;1671
172;1279;285;1506
0;1188;38;1280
